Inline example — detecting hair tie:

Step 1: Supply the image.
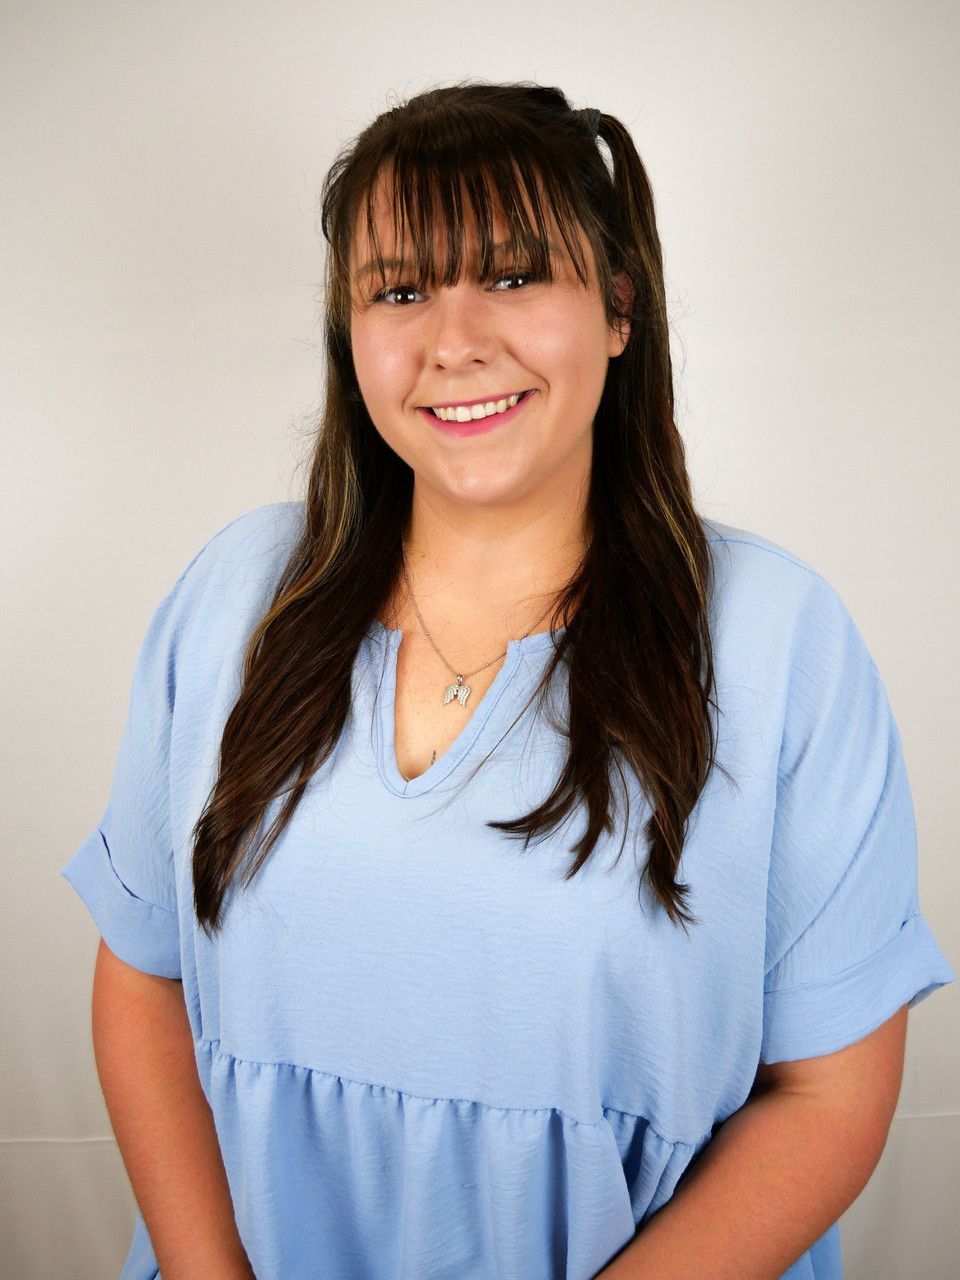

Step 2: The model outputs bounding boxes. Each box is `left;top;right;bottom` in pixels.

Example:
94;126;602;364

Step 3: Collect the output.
580;107;602;137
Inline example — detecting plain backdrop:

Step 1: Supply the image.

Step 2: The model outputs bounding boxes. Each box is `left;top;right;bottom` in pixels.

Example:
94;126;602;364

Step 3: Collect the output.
2;1;957;1276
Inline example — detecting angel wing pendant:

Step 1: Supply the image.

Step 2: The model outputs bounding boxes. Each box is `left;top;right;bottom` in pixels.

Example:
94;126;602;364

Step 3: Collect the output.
443;674;471;706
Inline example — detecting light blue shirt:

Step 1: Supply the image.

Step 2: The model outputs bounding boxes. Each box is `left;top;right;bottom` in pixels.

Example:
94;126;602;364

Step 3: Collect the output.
61;501;955;1280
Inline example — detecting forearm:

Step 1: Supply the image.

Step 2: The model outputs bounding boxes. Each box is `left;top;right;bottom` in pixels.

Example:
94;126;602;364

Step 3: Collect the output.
92;940;255;1280
596;1084;887;1280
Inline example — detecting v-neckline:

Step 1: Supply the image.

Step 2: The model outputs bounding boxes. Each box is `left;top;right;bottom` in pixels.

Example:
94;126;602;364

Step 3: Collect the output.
367;618;561;798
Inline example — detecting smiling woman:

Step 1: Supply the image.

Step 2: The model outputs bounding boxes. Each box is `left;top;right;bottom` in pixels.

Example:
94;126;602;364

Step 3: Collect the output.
345;151;631;523
59;80;955;1280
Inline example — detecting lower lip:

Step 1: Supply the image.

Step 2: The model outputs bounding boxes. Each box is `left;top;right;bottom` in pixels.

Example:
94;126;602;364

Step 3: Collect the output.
417;390;536;437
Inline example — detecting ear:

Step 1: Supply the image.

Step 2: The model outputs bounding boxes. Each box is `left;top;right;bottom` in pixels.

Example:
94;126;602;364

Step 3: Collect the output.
607;270;633;357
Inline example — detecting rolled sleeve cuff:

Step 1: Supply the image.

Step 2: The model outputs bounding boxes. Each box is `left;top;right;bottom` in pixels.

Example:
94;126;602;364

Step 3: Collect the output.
60;826;182;979
761;912;956;1063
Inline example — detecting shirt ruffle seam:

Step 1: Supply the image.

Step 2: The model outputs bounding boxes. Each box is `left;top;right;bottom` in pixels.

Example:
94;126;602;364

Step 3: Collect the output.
196;1037;702;1145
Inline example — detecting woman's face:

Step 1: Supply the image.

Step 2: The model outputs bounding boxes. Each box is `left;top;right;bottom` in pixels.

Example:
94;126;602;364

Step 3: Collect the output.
348;175;630;519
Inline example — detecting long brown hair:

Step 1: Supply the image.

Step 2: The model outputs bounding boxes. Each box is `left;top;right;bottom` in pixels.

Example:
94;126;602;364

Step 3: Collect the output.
192;80;732;937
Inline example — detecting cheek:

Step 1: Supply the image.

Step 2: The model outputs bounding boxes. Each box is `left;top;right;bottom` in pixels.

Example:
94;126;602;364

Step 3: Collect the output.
352;325;403;405
525;299;609;376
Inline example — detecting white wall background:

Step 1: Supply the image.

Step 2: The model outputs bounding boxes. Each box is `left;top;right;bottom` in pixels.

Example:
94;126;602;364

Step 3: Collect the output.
2;1;957;1276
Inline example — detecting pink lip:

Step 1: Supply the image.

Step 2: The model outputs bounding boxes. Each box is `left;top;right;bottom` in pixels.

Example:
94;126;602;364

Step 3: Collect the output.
417;390;536;437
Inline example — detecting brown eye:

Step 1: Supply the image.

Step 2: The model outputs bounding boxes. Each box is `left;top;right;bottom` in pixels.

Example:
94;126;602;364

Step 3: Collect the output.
491;268;540;290
374;283;424;306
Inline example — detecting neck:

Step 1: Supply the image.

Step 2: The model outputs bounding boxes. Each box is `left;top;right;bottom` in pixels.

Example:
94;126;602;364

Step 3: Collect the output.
382;532;588;642
379;477;591;638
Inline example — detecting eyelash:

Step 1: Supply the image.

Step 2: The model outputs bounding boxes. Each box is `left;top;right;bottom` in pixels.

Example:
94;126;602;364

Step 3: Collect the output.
372;269;541;306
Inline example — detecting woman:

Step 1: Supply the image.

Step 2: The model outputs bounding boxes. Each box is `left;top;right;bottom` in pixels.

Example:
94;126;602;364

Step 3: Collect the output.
61;81;954;1280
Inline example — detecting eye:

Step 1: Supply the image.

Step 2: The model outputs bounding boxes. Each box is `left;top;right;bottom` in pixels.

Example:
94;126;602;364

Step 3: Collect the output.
372;268;541;306
372;283;425;306
490;268;540;291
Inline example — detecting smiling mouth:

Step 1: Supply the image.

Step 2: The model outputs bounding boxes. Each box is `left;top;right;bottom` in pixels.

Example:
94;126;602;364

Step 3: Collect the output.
427;389;535;422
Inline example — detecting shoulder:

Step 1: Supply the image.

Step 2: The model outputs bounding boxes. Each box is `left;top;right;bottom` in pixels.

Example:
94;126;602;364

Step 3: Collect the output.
146;501;306;659
698;517;881;715
181;500;306;582
701;515;827;589
168;500;306;604
700;515;855;636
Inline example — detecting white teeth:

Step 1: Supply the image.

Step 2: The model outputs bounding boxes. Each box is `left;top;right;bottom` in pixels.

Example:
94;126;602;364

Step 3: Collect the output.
434;391;523;422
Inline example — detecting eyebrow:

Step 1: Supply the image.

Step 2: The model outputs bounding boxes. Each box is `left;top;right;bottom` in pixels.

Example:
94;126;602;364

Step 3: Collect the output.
354;238;562;281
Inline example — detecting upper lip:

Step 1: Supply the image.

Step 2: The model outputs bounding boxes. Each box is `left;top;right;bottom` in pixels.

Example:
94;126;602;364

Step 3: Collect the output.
422;389;533;410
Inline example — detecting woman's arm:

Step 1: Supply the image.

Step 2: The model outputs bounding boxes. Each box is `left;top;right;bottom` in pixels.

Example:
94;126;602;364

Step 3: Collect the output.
595;1007;907;1279
91;939;256;1280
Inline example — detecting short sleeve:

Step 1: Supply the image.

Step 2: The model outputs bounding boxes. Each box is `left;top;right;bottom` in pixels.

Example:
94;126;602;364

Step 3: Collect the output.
760;577;956;1063
59;545;208;979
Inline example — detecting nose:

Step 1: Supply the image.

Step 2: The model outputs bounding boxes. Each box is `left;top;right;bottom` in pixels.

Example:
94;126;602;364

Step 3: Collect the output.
424;283;498;370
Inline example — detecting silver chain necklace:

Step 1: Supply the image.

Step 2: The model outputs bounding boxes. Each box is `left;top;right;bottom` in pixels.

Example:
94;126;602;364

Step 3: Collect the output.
398;543;557;707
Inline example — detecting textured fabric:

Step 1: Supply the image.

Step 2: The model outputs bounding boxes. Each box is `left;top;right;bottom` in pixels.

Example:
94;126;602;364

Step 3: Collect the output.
60;501;956;1280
